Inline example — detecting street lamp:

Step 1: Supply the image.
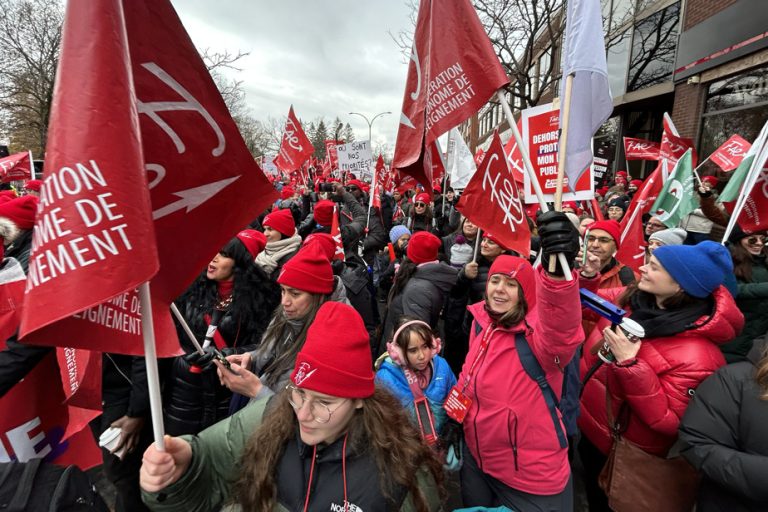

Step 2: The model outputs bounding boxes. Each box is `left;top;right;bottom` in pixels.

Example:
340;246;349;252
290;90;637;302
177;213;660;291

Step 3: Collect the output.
348;111;392;145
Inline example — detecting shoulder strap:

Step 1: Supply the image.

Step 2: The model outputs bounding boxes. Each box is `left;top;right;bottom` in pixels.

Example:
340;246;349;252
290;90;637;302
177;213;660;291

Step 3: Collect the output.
515;333;568;449
7;458;42;512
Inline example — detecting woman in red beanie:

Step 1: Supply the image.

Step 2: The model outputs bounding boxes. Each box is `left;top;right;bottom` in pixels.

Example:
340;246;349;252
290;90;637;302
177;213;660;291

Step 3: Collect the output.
399;192;436;234
216;242;351;412
380;231;459;355
164;232;280;436
141;302;445;511
255;208;302;279
455;211;584;511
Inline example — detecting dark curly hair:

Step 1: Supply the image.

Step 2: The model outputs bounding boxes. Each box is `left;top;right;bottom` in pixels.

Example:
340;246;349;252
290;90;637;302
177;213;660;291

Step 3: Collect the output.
174;236;280;349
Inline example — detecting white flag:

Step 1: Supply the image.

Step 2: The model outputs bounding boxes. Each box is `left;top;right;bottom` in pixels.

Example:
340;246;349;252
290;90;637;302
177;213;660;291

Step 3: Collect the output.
446;128;477;189
560;0;613;191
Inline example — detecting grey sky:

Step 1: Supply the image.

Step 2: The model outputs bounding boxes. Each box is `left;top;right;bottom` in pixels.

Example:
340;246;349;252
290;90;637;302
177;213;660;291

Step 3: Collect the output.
171;1;414;154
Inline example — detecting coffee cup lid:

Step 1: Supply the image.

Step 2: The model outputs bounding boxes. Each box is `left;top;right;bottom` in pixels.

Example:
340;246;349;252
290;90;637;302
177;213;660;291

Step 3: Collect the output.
98;427;121;446
620;318;645;338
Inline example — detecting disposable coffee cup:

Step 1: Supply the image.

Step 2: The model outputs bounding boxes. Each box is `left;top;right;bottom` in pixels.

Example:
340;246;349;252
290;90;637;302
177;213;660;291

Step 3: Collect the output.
618;318;645;342
99;427;126;460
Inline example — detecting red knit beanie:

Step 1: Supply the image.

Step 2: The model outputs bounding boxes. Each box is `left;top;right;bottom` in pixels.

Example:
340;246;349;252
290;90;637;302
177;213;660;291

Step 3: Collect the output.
24;180;42;192
414;192;431;205
280;186;295;201
488;255;537;306
346;179;365;191
0;195;38;229
407;231;441;264
236;229;267;259
313;200;335;226
587;219;622;249
277;243;334;294
629;179;643;188
702;175;718;187
291;301;374;398
263;209;296;238
302;233;336;260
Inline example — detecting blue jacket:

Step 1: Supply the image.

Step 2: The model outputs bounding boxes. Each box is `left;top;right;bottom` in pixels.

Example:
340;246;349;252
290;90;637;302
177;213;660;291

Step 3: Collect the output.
375;355;456;434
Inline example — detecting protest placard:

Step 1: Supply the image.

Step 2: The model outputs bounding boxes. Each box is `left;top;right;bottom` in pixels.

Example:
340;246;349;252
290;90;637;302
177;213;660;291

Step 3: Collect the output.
336;140;373;181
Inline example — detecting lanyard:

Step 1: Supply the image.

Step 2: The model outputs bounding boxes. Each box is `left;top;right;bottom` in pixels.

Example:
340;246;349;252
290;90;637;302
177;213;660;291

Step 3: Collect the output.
461;323;497;392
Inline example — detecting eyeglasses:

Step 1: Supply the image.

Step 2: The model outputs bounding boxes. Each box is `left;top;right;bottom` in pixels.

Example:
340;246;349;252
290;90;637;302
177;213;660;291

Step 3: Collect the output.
646;222;665;230
345;186;358;192
586;235;614;245
285;384;347;424
415;202;427;207
746;236;766;245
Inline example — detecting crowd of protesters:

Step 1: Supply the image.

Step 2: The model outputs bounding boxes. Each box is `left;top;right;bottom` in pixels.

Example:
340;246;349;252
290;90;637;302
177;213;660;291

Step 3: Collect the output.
0;167;766;512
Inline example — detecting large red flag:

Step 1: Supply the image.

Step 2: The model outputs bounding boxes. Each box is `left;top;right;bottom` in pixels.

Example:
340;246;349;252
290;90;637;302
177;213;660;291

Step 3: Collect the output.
325;140;340;171
20;1;160;352
620;165;664;233
456;131;530;257
274;106;314;174
614;214;645;273
21;0;277;356
330;205;345;261
710;135;751;172
728;166;768;232
623;137;661;160
393;0;509;192
659;114;697;168
0;152;33;182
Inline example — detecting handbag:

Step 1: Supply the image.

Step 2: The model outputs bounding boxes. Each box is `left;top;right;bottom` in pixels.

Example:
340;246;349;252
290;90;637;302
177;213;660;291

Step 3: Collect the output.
598;379;700;512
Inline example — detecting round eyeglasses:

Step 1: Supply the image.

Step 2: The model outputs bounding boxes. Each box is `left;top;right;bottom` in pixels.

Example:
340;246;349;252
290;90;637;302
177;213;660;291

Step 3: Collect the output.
286;384;348;424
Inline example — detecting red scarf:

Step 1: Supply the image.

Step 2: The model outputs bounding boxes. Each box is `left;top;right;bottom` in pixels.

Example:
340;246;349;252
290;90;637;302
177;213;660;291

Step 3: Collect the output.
217;279;234;300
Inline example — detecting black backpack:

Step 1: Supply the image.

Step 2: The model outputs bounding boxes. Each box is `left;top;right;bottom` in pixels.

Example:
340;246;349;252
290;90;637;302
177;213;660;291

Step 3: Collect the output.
0;459;109;512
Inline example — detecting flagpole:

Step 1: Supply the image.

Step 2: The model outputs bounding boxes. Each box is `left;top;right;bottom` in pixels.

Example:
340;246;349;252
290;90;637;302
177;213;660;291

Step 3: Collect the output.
170;303;205;355
139;282;166;451
549;74;575;273
28;150;34;180
496;90;573;281
473;228;482;263
691;156;711;187
442;131;454;218
721;140;768;244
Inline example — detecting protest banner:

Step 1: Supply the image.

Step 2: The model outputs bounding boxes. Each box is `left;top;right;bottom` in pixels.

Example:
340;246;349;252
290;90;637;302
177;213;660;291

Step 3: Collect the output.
521;102;593;203
336;140;374;181
0;152;33;182
623;137;661;160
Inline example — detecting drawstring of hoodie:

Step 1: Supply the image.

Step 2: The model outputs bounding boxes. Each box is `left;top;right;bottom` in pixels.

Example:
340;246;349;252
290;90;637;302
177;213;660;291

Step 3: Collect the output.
302;434;349;512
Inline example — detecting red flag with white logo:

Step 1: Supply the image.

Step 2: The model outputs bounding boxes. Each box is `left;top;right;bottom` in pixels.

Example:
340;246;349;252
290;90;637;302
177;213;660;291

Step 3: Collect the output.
502;120;526;184
21;0;277;356
330;204;345;261
727;165;768;232
393;0;509;192
659;114;698;168
710;134;751;172
623;137;661;160
455;131;530;257
274;106;314;174
0;152;33;182
615;213;645;273
620;166;663;233
325;140;340;171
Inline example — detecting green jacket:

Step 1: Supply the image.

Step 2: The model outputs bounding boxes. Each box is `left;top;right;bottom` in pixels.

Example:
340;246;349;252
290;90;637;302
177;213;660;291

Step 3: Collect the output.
722;255;768;363
142;396;443;511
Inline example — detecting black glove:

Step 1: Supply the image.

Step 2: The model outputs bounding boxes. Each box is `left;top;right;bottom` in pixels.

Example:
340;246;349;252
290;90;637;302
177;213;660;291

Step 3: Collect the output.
537;210;580;276
183;346;217;371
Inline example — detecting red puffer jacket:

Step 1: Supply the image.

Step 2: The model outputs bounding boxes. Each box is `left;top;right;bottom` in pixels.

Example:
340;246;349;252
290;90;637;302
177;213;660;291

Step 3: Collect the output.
459;266;583;495
578;283;744;456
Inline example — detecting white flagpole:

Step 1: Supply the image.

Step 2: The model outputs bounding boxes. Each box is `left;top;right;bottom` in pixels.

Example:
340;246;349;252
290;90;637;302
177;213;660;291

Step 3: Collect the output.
139;282;166;451
549;74;575;273
497;90;573;281
28;150;34;180
473;228;482;263
170;303;205;355
442;131;454;218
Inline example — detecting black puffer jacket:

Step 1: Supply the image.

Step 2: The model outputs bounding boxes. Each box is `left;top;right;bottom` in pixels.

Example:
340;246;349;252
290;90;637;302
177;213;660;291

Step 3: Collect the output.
381;262;458;350
679;335;768;512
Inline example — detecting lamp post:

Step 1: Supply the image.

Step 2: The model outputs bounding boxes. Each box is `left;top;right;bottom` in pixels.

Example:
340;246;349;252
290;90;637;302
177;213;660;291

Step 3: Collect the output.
348;111;391;145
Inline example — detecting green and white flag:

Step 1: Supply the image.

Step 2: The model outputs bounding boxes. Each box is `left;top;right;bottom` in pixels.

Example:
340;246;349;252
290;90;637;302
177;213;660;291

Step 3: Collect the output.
651;149;697;228
718;120;768;203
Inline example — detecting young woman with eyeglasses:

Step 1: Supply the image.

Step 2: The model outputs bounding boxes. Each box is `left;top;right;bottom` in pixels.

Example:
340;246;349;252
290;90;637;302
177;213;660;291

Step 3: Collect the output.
402;192;435;234
722;226;768;363
140;302;444;512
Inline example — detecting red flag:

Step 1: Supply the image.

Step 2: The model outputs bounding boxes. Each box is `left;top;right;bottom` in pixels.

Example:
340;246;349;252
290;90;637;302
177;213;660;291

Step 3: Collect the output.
325;140;340;171
474;148;486;167
623;137;661;160
502;120;525;184
728;166;768;232
0;353;102;468
21;0;278;356
710;135;751;172
429;141;445;183
614;214;646;273
455;131;530;257
393;0;509;191
587;198;605;221
330;205;345;261
620;166;663;233
274;106;314;174
0;152;33;182
660;115;697;167
20;1;160;352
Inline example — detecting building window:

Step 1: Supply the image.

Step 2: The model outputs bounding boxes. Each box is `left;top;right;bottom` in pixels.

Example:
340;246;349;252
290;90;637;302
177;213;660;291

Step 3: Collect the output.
627;1;680;92
538;48;552;95
606;29;631;96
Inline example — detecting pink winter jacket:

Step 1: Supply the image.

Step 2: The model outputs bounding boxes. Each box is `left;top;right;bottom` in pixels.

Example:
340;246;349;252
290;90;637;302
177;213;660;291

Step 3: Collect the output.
458;267;583;495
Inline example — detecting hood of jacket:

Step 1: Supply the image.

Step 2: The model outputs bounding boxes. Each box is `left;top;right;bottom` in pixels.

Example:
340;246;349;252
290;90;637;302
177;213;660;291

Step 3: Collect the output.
748;334;768;366
413;262;458;293
687;286;745;346
329;275;351;305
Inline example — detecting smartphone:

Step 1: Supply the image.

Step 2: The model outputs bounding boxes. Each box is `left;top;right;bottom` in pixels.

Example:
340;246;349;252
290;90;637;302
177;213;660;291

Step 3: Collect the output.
212;349;239;375
414;397;438;446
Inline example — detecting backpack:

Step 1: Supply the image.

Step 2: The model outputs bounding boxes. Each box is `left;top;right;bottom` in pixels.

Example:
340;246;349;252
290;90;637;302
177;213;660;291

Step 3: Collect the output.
0;459;109;512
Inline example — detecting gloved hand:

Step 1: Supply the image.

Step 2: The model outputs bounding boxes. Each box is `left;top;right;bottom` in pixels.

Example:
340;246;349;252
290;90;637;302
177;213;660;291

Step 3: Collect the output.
537;210;580;276
183;346;217;372
439;419;464;471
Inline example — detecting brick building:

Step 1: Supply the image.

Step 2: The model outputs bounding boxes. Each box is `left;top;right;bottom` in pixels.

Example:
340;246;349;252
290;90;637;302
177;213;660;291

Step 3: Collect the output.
464;0;768;185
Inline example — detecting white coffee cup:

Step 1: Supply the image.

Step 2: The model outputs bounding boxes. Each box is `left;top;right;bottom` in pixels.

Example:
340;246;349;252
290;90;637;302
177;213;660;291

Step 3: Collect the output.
99;427;126;460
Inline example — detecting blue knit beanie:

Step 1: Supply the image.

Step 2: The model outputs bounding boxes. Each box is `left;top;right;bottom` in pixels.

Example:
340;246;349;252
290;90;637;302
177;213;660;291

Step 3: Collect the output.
653;241;733;298
389;225;411;244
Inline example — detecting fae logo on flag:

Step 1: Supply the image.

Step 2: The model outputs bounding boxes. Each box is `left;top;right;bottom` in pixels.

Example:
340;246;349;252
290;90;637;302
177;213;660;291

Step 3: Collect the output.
710;134;751;172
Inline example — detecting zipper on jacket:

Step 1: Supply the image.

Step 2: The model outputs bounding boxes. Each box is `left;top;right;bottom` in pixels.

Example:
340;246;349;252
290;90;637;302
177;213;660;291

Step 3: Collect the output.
507;411;519;471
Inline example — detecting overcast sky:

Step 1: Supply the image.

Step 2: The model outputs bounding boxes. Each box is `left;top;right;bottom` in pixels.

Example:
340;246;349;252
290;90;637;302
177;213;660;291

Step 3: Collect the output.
171;1;414;154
